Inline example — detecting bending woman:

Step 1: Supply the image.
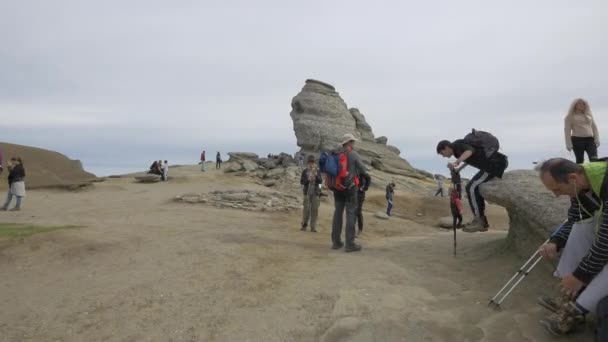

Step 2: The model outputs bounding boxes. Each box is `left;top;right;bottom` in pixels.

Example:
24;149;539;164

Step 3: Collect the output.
565;98;600;163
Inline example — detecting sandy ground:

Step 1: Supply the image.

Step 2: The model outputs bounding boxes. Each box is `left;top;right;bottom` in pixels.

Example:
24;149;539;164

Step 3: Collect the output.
0;164;594;341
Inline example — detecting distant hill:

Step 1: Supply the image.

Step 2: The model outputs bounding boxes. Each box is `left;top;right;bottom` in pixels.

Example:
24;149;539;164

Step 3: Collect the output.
0;142;97;190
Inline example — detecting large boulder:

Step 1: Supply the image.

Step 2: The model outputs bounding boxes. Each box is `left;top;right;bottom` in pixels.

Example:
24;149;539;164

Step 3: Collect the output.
480;170;570;254
289;79;430;180
290;79;356;151
223;152;260;173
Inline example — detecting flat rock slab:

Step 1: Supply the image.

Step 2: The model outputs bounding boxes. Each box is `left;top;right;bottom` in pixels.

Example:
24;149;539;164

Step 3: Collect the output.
438;216;454;228
134;175;161;183
374;211;389;220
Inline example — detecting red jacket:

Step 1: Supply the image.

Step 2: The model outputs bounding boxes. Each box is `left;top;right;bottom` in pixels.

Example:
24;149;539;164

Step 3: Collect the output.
201;152;206;161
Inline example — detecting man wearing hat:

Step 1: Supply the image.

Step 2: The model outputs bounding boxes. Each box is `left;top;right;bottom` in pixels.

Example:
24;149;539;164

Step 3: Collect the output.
331;133;370;252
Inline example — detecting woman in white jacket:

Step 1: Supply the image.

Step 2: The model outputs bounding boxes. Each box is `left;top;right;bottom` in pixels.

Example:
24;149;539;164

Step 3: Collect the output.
564;98;600;164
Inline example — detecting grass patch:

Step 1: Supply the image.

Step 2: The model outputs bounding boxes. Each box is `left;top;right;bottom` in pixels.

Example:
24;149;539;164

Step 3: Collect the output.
0;223;82;241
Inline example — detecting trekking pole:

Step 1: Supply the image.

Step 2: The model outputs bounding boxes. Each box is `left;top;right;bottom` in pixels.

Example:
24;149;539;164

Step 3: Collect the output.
487;223;565;310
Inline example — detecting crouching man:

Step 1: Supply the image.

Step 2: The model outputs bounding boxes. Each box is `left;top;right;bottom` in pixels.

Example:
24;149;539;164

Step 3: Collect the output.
537;158;608;336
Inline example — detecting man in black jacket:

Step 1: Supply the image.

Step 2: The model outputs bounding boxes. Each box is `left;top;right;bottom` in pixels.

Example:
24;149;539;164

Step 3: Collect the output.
436;139;507;232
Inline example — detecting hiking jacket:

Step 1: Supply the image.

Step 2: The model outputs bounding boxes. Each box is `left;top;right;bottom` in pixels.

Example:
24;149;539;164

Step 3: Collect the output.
201;152;206;161
7;164;25;185
344;148;369;188
550;161;608;284
451;140;508;178
300;168;322;196
386;184;394;201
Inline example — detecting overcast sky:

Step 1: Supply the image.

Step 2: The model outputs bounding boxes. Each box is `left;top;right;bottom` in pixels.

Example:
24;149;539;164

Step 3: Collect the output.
1;0;607;176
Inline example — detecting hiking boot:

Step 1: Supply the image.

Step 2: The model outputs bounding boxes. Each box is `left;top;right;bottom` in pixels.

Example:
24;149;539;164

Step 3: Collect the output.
310;228;317;233
0;207;7;211
537;296;561;313
539;302;585;336
345;244;362;253
300;224;307;231
463;217;484;233
332;242;344;250
9;207;20;211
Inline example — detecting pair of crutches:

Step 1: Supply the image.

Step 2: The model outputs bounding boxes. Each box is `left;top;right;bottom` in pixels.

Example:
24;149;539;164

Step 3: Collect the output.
488;222;565;310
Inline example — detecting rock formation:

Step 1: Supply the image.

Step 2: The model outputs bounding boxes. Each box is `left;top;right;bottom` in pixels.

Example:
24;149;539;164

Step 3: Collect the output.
175;190;301;212
480;170;570;254
290;79;431;179
0;142;97;190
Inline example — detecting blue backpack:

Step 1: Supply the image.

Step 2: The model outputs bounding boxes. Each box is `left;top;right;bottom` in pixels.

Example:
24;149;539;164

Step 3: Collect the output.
319;150;350;191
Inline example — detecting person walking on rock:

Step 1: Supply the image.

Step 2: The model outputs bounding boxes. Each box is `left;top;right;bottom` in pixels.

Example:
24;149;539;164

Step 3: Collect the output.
0;149;3;175
300;155;322;232
385;182;395;216
200;150;206;172
216;152;222;169
535;158;608;336
330;134;369;252
565;98;600;164
354;173;371;236
1;157;26;211
436;130;508;232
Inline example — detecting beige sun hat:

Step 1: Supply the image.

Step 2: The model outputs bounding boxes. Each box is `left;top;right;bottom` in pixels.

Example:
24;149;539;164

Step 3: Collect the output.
340;133;358;145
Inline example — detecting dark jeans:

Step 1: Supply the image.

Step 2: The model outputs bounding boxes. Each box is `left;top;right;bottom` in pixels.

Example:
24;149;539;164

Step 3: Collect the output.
466;170;494;218
572;136;598;164
332;187;358;246
216;160;222;169
354;191;365;232
434;187;444;197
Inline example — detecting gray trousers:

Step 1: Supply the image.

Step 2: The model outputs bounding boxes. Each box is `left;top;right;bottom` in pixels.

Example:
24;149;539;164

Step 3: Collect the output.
302;194;320;228
555;220;608;312
332;187;357;246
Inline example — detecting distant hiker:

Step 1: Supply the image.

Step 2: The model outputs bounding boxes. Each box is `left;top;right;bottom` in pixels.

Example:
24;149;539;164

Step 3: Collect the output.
297;152;305;169
434;175;444;197
267;153;272;159
216;152;222;169
354;173;371;236
385;182;395;216
535;158;608;336
161;160;169;181
449;188;463;228
0;149;3;175
436;129;508;232
201;150;206;172
565;98;600;164
1;157;26;211
319;133;369;252
300;155;322;232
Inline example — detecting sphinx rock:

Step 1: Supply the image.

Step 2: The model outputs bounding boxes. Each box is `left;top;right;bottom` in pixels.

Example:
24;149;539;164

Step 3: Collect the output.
290;79;428;179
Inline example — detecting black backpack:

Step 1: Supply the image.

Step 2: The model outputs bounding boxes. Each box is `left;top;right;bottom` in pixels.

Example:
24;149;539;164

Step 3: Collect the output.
464;129;500;158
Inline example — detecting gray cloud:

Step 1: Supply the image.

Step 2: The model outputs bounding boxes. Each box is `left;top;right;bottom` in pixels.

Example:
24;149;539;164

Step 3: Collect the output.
1;0;607;176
